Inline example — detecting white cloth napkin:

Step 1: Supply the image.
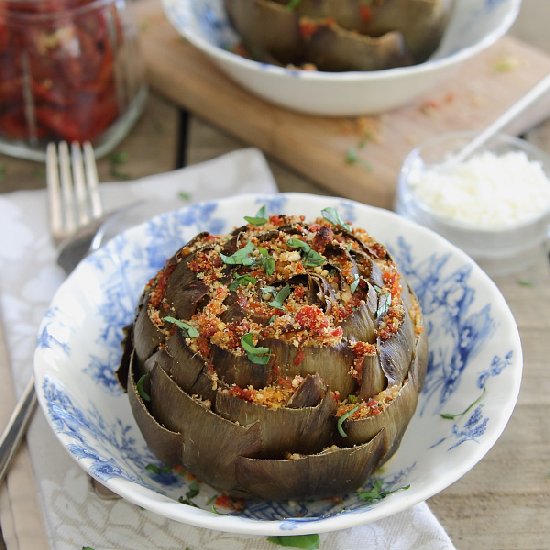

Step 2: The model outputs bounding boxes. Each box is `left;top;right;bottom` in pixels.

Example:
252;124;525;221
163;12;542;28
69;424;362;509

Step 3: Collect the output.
0;148;455;550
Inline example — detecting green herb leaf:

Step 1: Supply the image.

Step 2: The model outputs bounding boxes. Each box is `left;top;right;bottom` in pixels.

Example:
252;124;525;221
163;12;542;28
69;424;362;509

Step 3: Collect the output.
269;284;291;310
337;404;360;438
109;151;130;180
178;191;192;202
145;463;172;475
440;388;486;420
358;479;410;503
178;495;198;507
258;247;276;276
163;315;199;338
285;0;303;11
287;238;326;268
241;333;271;365
82;547;95;550
220;241;256;266
244;205;268;226
136;373;151;402
0;164;5;184
376;292;392;318
345;147;358;165
517;279;534;287
321;206;351;231
186;480;199;499
229;274;257;291
350;273;360;293
267;534;320;549
268;315;277;325
344;147;373;171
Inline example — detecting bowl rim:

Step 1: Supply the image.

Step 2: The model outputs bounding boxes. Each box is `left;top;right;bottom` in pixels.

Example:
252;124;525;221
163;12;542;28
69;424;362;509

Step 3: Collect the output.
163;0;522;82
398;131;550;235
34;192;524;536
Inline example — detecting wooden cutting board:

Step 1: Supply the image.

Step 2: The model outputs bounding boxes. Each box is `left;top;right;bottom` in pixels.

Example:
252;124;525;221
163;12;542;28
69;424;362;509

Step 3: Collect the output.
133;1;550;209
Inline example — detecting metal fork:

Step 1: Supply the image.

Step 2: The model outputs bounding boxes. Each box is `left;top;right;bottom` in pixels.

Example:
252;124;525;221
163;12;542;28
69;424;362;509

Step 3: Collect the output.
0;141;103;485
47;141;103;245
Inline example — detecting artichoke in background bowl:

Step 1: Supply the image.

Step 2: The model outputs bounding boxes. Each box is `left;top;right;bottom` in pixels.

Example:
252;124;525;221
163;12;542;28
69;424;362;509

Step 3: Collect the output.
117;208;428;501
223;0;450;71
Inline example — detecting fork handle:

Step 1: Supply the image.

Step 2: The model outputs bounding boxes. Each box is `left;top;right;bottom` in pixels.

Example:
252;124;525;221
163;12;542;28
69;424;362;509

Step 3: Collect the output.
0;376;37;484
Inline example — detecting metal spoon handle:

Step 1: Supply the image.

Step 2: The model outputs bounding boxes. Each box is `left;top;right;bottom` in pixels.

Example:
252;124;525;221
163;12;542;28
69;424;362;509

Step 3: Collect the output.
454;73;550;163
0;376;37;483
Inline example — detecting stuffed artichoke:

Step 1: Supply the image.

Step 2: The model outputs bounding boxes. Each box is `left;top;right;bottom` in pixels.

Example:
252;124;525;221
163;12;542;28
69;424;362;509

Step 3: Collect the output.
117;208;428;501
223;0;450;71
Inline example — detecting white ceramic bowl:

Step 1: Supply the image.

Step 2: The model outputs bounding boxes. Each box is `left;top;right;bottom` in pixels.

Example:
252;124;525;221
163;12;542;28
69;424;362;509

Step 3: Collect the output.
34;193;522;537
395;132;550;277
163;0;521;116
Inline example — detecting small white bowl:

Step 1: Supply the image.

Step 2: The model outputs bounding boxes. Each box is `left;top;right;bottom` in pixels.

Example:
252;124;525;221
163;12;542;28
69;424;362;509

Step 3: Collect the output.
163;0;520;115
395;132;550;277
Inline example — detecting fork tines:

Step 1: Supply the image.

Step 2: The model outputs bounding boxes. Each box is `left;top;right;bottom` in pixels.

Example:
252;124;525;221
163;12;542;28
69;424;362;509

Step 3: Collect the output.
46;141;102;245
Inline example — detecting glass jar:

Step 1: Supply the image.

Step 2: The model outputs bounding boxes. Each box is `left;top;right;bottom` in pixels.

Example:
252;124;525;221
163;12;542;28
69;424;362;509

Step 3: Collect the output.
0;0;147;160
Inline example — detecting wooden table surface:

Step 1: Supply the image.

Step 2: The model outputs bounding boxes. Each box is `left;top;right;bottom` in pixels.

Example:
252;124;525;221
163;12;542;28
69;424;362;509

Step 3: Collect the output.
1;2;549;549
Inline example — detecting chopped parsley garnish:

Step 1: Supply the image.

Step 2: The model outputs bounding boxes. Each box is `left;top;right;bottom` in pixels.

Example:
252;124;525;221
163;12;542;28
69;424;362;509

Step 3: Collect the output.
109;150;130;179
376;292;392;318
145;463;172;475
178;191;191;202
178;480;200;506
321;206;351;231
258;247;276;275
268;315;277;325
163;315;199;338
267;534;320;549
285;0;303;11
517;279;534;287
350;273;360;293
241;333;271;365
244;205;268;226
287;238;326;267
358;479;410;503
220;241;256;266
229;273;257;291
337;404;360;437
440;388;486;420
344;147;373;171
269;284;291;310
82;547;96;550
136;373;151;402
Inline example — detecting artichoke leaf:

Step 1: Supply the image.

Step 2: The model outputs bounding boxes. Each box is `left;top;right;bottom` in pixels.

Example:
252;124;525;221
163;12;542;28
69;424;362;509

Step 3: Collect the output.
215;378;336;456
263;337;356;397
224;0;303;66
211;343;273;389
286;373;325;408
377;305;415;386
150;332;217;402
150;363;262;494
235;429;385;500
341;299;376;342
307;273;337;313
356;0;449;63
339;378;418;462
116;324;134;391
411;328;429;392
128;351;182;466
308;21;410;73
359;352;386;400
132;302;164;365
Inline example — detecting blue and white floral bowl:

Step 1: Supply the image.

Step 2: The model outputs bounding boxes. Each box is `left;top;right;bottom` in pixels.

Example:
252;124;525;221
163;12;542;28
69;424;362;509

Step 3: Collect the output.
34;193;522;536
163;0;521;115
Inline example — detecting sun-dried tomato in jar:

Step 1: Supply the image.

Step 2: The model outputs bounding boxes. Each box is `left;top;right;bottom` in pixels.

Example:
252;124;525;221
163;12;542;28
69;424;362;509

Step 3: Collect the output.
0;0;146;159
